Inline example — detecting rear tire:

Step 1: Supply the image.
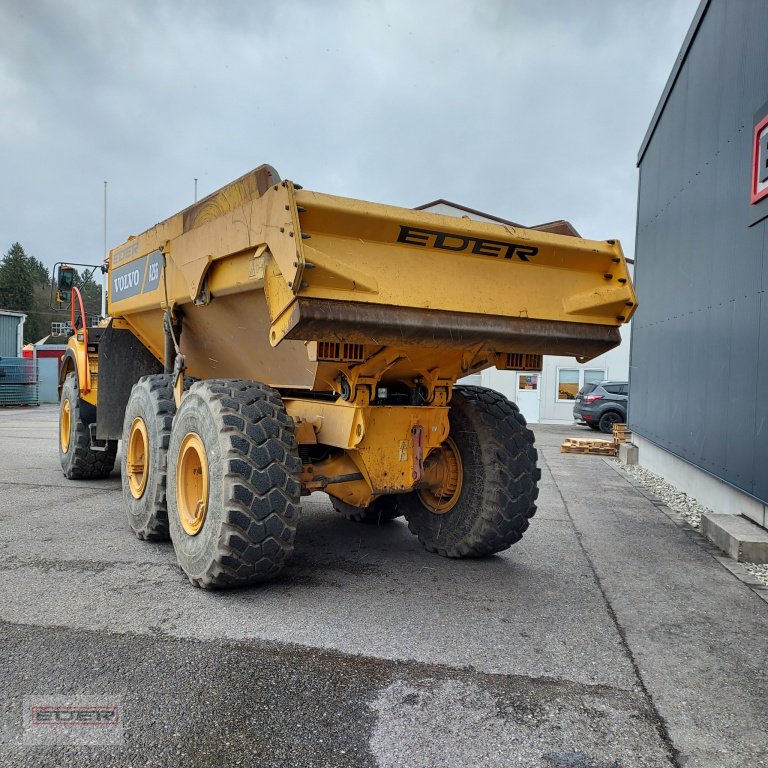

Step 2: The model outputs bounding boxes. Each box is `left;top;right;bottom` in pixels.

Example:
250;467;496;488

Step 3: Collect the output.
401;385;539;558
121;375;179;541
59;372;117;479
167;379;301;588
331;495;401;525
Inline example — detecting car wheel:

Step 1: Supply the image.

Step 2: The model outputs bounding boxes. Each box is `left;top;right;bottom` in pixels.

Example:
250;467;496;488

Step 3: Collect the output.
598;411;623;433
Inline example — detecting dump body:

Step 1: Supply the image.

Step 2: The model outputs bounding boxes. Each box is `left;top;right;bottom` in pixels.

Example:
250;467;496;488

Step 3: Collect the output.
106;165;635;393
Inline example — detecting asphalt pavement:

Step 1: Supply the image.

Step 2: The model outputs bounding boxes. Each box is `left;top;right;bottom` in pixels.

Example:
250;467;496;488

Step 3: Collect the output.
0;406;766;767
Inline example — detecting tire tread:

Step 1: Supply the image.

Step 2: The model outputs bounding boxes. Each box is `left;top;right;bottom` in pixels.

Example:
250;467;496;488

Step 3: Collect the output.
171;379;301;589
121;374;190;540
60;372;117;480
330;495;401;525
404;385;539;558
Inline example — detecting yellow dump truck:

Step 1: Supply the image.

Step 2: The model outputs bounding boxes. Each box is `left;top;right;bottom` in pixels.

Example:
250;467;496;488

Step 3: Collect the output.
56;164;636;588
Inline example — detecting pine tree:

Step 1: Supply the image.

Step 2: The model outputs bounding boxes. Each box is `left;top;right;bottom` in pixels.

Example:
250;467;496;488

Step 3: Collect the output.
71;268;103;322
28;256;50;286
0;242;34;316
0;243;104;342
0;243;56;343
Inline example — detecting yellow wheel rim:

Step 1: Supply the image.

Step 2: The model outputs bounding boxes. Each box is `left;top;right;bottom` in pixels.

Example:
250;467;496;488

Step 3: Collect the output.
177;432;209;536
126;418;149;499
60;398;71;453
418;437;463;515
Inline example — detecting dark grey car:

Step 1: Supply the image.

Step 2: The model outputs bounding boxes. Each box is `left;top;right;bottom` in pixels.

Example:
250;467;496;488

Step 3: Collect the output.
573;381;628;433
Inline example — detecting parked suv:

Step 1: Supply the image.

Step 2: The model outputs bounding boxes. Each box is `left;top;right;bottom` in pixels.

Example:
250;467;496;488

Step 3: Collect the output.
573;380;628;433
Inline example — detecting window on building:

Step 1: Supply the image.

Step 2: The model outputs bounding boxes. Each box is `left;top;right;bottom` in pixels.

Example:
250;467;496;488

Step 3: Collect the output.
584;369;605;386
557;369;580;400
557;368;607;401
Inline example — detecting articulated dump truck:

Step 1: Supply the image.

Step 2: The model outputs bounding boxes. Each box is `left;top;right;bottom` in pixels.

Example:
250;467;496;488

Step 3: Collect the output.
57;164;636;588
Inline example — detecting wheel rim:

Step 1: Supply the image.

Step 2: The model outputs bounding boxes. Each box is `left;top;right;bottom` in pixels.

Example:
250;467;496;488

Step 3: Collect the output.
418;437;463;514
177;432;209;535
60;398;71;453
126;417;149;499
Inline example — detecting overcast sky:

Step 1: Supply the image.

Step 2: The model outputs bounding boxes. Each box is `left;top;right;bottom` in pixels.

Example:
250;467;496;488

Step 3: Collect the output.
1;0;699;272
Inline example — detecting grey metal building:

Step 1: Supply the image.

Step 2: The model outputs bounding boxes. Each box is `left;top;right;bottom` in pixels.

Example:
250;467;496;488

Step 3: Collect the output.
0;310;26;358
631;0;768;525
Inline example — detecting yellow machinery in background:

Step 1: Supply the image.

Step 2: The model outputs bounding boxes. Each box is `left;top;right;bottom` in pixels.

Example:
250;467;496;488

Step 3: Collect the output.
56;164;636;588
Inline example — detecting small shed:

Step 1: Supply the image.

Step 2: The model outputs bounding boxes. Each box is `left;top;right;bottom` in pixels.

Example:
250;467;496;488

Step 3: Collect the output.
0;311;37;406
0;310;26;357
22;337;68;403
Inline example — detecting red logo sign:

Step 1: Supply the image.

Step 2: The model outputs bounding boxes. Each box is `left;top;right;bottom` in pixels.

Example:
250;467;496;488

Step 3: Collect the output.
751;114;768;204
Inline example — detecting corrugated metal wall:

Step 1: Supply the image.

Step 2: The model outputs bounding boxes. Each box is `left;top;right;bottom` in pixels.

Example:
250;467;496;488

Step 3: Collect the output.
0;314;22;358
631;0;768;504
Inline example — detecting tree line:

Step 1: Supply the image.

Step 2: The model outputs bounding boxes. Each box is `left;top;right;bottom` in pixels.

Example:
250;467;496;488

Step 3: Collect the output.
0;242;103;344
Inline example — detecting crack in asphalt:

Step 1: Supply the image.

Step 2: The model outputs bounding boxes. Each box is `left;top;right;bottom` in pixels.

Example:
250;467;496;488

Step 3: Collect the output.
539;448;683;768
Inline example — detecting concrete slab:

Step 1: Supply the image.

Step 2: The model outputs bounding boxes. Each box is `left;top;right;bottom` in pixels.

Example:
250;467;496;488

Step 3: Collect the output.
701;512;768;563
618;441;638;464
542;444;768;767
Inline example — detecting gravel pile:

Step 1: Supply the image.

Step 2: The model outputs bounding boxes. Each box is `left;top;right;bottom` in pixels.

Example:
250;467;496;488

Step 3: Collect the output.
744;561;768;584
614;459;768;588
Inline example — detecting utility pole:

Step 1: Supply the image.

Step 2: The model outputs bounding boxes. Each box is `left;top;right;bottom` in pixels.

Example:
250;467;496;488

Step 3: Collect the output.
102;181;108;319
194;178;198;202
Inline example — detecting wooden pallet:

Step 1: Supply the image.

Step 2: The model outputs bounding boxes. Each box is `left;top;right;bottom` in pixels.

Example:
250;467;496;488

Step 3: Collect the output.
612;423;632;444
560;437;617;456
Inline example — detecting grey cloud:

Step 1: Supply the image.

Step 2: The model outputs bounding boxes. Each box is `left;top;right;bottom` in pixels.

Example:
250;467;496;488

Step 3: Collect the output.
0;0;699;268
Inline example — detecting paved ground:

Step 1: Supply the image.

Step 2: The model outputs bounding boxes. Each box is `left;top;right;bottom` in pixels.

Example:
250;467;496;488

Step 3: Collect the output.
0;406;766;767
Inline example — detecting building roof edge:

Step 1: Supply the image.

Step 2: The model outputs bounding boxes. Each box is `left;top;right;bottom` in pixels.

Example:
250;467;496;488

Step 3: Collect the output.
637;0;711;166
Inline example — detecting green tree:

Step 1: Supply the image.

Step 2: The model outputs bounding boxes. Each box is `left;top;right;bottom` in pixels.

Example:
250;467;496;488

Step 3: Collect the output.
27;256;50;286
0;242;34;318
24;254;51;342
0;243;105;342
31;282;60;341
71;268;104;322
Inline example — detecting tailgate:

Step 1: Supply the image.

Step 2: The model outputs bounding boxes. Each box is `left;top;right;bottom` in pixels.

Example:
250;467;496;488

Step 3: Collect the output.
267;187;636;359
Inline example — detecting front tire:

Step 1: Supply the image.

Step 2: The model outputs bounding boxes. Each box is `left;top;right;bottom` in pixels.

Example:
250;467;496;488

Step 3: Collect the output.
59;372;117;479
401;385;539;558
167;379;302;588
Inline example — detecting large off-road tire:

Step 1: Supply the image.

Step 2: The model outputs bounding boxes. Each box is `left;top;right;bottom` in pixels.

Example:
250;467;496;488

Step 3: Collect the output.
121;375;179;541
330;495;401;525
167;379;302;588
59;371;117;479
401;385;539;558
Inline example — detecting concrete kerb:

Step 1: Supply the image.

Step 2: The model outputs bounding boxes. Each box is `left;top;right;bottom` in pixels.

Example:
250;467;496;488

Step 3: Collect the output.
603;458;768;606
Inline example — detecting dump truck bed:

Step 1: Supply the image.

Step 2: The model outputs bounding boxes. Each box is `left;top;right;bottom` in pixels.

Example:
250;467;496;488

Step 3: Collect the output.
106;165;635;388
